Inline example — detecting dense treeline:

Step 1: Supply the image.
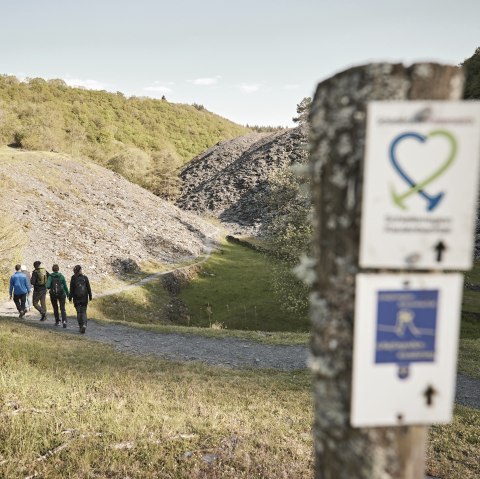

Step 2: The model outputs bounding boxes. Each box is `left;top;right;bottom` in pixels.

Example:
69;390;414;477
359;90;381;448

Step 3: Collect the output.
246;125;287;132
0;75;249;198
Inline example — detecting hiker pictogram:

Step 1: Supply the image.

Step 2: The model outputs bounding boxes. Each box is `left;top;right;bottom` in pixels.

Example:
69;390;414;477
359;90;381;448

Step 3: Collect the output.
389;130;457;212
375;289;438;374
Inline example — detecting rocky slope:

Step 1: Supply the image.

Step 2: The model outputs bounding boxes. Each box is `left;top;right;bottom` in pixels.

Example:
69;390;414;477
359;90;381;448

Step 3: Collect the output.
0;147;221;285
177;126;308;235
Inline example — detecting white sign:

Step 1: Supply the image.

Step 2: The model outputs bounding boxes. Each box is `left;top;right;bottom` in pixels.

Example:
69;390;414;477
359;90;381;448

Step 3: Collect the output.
351;273;463;427
360;101;480;270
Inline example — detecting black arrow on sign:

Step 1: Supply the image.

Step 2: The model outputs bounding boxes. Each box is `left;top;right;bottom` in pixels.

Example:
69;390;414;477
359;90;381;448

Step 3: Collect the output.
434;241;447;262
424;385;437;406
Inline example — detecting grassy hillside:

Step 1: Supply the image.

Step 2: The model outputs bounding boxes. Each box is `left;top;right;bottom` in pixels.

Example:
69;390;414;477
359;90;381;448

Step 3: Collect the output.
0;75;250;197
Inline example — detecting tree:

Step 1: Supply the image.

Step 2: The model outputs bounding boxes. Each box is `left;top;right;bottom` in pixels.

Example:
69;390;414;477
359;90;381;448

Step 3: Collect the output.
462;47;480;99
292;97;312;125
107;147;153;185
144;148;183;199
262;158;311;314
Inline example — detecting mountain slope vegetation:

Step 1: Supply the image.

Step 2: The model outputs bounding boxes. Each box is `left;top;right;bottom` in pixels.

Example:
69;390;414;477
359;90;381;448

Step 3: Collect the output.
0;75;250;197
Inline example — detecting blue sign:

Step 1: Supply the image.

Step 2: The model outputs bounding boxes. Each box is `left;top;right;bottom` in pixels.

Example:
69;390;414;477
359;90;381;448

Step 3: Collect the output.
375;290;438;370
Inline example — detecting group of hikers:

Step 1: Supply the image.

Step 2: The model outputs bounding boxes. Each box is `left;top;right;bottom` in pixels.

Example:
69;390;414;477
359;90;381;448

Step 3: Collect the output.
8;261;93;334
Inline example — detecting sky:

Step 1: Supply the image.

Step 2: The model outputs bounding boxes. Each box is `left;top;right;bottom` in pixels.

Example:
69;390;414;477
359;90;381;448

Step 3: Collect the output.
0;0;478;127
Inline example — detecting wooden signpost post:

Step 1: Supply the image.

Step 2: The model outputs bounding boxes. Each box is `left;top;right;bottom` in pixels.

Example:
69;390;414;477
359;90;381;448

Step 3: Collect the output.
308;63;479;478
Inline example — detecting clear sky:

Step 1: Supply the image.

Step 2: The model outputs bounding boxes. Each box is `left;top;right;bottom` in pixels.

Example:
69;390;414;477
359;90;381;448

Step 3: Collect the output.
1;0;478;126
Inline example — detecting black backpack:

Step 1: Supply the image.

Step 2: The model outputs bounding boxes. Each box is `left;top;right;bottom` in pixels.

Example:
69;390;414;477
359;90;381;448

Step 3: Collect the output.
50;277;64;298
74;275;87;298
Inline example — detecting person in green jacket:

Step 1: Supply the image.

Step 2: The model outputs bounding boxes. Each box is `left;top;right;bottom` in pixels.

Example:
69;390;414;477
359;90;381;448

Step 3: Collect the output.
46;264;69;328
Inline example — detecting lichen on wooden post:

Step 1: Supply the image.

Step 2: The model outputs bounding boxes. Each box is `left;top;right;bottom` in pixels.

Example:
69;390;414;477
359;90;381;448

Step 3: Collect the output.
307;63;463;479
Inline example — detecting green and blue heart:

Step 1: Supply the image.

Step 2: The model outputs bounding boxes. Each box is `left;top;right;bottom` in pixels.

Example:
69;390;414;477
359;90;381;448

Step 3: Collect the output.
389;129;457;212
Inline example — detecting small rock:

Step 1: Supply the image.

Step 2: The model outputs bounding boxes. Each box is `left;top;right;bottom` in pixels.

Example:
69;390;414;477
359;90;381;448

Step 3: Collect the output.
202;454;218;464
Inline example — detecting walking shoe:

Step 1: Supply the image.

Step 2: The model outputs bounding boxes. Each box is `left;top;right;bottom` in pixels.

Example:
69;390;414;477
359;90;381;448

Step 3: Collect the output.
23;309;28;315
63;321;67;328
40;313;46;321
19;311;24;318
80;325;86;334
55;321;60;326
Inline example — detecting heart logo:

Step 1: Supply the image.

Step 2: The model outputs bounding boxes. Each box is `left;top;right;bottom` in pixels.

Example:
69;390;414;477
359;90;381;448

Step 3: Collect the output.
389;129;457;211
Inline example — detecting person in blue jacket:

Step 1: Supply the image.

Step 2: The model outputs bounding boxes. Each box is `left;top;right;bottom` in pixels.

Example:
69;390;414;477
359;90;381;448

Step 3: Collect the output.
9;264;31;318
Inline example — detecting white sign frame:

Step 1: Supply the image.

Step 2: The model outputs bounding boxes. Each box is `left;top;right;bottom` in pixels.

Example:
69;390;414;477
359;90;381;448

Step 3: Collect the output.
351;273;463;427
360;101;480;270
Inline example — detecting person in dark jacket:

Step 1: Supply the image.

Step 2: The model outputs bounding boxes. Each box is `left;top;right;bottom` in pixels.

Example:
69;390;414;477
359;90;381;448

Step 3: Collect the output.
46;264;70;328
31;260;49;321
9;264;31;318
69;265;92;334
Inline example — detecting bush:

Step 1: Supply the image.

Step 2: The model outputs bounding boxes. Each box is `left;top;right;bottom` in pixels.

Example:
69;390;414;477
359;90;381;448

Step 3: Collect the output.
107;147;153;185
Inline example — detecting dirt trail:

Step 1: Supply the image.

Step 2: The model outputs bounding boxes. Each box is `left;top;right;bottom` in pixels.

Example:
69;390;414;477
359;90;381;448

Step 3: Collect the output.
1;247;478;409
1;305;478;409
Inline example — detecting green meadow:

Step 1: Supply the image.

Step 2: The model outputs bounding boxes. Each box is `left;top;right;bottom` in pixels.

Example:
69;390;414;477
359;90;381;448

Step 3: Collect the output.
179;241;310;332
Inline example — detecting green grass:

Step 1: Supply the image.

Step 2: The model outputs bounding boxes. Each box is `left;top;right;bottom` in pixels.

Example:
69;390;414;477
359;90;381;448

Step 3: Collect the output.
465;260;480;285
0;321;313;479
458;313;480;378
462;289;480;314
463;260;480;313
179;241;310;332
427;405;480;479
459;261;480;378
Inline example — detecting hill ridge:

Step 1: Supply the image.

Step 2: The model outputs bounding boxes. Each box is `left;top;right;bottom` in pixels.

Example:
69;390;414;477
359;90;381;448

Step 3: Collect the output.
0;74;250;197
178;126;308;234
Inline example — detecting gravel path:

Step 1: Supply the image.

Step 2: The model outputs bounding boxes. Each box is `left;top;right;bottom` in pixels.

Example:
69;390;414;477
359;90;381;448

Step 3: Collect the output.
6;314;308;370
1;303;478;409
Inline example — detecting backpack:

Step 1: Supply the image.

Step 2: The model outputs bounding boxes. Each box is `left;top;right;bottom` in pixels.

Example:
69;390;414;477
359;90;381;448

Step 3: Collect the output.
74;275;87;298
35;268;47;286
50;276;64;298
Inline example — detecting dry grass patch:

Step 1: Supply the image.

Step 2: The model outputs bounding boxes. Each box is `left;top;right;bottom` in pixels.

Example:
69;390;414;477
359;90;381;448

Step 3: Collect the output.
0;321;313;478
90;278;171;324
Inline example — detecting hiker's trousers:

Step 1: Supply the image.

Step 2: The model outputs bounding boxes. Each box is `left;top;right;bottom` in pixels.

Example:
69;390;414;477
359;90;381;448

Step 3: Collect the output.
13;294;26;313
50;295;67;323
73;301;88;327
32;289;47;314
